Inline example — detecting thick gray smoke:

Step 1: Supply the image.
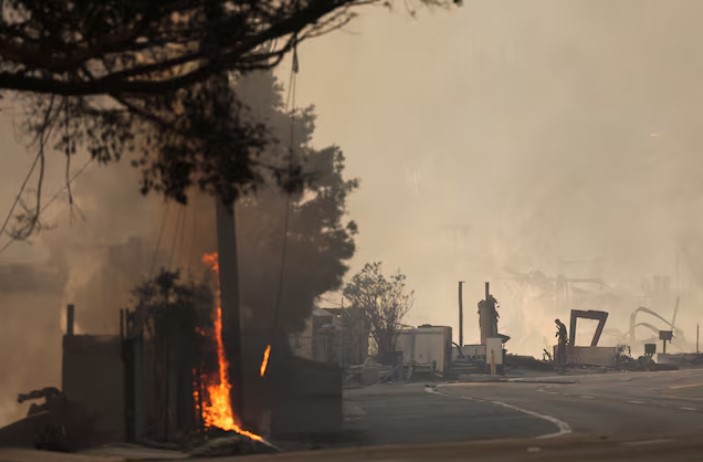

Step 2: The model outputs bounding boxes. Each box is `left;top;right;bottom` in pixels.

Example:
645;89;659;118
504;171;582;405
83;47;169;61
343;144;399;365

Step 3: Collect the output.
3;0;703;424
0;151;164;423
0;71;352;424
290;0;703;354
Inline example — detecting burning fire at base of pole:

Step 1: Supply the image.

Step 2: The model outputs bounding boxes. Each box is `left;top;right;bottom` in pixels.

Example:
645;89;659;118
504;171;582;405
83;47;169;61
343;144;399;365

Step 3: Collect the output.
196;252;263;442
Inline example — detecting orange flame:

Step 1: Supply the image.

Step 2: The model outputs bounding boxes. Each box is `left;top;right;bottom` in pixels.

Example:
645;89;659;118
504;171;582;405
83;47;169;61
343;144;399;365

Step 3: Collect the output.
202;252;219;273
260;345;271;377
198;252;263;442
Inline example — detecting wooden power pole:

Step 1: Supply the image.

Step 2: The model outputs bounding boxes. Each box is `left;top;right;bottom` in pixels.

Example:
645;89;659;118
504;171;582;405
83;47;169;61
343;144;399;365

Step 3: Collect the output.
215;199;244;419
458;281;464;347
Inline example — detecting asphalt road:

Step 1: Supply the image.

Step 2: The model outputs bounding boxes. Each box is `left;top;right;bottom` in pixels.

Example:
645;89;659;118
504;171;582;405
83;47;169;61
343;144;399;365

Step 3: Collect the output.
342;382;559;446
5;435;703;462
5;369;703;462
242;434;703;462
439;368;703;438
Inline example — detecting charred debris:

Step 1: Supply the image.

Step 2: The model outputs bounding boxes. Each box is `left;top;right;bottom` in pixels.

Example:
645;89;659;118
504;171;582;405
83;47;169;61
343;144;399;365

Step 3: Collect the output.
0;270;282;454
3;269;702;454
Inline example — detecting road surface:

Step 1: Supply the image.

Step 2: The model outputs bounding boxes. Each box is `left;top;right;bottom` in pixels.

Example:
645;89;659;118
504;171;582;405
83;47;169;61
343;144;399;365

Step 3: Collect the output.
439;368;703;438
341;368;703;447
6;434;703;462
342;382;558;446
4;369;703;461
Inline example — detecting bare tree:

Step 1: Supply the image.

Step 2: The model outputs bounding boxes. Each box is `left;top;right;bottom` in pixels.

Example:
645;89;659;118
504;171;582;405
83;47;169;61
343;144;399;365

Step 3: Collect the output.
343;261;413;364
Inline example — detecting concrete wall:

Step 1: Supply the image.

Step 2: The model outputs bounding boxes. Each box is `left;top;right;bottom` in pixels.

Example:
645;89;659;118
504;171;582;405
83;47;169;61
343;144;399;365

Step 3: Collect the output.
452;344;486;361
396;326;453;374
561;346;617;367
62;335;124;443
657;353;703;366
269;356;343;437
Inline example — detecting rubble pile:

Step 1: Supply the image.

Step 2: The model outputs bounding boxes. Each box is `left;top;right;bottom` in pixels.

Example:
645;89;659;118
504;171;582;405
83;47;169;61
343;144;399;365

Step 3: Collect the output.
187;430;279;458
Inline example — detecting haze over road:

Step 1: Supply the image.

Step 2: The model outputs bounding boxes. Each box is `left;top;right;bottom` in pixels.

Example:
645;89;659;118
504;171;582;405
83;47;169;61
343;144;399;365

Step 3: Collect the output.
212;369;703;462
343;382;558;446
343;368;703;448
439;368;703;439
4;369;703;462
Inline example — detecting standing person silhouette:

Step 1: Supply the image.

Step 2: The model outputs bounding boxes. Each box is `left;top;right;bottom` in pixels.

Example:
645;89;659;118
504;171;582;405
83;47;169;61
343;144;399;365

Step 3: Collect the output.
555;318;568;369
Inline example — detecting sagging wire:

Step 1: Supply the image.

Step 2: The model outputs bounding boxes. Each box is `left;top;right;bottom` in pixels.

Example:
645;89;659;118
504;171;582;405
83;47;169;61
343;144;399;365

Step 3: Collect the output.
62;98;85;225
260;37;300;378
150;201;171;276
0;157;93;257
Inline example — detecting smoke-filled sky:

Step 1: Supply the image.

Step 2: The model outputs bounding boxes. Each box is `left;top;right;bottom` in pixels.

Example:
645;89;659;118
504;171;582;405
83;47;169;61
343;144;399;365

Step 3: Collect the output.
2;0;703;421
288;0;703;345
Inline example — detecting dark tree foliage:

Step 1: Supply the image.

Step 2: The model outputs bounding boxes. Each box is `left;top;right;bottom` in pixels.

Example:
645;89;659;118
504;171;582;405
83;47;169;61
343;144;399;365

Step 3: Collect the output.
132;75;271;204
131;268;214;333
0;0;456;97
232;71;358;337
0;0;458;242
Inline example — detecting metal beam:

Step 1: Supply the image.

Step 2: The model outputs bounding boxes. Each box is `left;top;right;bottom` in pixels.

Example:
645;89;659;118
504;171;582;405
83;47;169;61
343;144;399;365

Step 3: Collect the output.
569;309;609;347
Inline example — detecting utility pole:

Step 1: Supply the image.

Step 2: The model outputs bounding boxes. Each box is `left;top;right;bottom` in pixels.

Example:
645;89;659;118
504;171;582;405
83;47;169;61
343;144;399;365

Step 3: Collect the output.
697;323;700;354
458;281;464;347
215;200;243;420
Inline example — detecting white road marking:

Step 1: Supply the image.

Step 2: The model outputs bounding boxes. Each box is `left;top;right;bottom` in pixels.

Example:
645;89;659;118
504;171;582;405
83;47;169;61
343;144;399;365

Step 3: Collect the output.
622;439;674;447
490;399;572;439
670;382;703;390
679;406;697;411
628;400;644;405
431;387;572;439
579;395;593;399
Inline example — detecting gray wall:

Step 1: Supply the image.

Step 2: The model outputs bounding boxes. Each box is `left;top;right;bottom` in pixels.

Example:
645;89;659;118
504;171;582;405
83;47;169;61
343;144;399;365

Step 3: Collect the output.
62;335;124;443
269;356;343;437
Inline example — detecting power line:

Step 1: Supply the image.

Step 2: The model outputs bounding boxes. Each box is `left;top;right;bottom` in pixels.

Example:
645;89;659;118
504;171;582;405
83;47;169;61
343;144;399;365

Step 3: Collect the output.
267;41;299;357
0;157;93;257
175;203;187;272
0;151;42;239
0;235;14;256
150;201;171;276
173;203;189;271
168;205;184;271
40;158;93;214
0;96;59;239
186;203;198;273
